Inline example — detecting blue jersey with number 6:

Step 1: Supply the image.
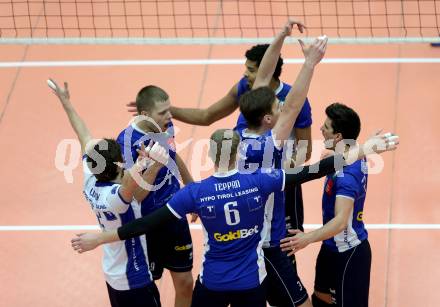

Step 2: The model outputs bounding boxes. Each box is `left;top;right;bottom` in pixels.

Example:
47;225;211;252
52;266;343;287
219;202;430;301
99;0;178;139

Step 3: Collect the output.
166;168;285;291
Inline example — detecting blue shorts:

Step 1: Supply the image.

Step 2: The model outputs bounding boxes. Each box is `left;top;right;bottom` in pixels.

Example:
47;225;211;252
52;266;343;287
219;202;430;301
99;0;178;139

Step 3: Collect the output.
106;282;161;307
191;277;267;307
314;240;372;307
264;246;308;306
146;218;193;279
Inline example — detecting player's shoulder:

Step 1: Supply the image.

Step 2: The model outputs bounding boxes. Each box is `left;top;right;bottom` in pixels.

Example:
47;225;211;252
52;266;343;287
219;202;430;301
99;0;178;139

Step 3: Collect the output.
236;77;250;97
116;123;144;143
339;159;367;181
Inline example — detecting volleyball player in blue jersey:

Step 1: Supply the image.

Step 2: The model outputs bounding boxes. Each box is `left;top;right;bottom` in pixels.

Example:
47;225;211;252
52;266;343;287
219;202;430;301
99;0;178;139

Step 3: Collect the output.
117;85;194;307
281;103;388;307
229;20;328;306
49;80;164;307
127;21;315;282
126;19;312;236
71;127;398;307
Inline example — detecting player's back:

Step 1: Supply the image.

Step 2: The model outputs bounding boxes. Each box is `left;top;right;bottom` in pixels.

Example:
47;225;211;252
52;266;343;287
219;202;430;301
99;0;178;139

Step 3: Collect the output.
167;169;284;291
237;128;286;247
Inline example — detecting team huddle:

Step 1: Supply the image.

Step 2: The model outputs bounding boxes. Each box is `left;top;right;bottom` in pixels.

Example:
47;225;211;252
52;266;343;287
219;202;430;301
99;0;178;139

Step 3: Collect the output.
50;19;399;307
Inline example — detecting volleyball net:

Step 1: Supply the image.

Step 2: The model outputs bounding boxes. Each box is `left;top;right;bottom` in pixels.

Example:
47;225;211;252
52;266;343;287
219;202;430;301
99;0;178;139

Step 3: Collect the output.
1;0;439;44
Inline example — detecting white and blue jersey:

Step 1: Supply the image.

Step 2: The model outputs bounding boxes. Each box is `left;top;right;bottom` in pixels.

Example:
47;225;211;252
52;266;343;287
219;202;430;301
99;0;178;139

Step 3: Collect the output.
116;122;181;216
234;77;312;131
322;159;369;253
237;129;287;247
166;169;285;291
82;157;152;290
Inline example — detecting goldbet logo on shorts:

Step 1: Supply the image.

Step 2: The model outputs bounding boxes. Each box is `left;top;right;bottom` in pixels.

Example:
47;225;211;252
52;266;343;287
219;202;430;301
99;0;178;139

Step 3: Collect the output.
214;225;259;242
174;244;192;251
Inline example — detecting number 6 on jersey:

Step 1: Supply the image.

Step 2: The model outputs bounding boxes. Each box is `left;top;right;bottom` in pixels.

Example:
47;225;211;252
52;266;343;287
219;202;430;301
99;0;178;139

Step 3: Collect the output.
224;201;240;226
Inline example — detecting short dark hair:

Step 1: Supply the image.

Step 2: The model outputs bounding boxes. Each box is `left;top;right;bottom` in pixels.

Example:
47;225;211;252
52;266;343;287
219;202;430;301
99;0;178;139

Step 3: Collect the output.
136;85;169;113
325;103;361;141
239;86;276;129
85;139;123;182
245;44;283;80
209;129;241;166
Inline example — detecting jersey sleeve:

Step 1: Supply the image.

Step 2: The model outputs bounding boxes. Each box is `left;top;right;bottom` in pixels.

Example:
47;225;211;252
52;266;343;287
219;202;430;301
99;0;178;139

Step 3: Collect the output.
234;113;248;131
293;98;312;128
236;77;249;101
166;184;196;219
259;169;285;194
334;169;361;201
234;78;251;130
104;185;132;214
116;129;139;168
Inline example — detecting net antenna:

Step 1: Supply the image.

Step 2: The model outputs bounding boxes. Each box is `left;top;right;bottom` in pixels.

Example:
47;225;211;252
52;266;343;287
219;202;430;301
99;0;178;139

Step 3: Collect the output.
1;0;439;45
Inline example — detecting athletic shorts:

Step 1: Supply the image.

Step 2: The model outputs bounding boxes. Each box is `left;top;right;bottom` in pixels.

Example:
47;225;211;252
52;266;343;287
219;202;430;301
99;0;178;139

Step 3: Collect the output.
284;184;304;232
314;239;372;307
264;246;308;307
106;282;161;307
146;218;193;280
191;277;266;307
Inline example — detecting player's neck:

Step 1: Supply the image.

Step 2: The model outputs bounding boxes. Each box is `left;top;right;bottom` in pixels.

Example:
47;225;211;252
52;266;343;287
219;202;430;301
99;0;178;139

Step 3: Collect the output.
214;162;237;174
111;170;123;184
329;143;353;154
134;117;160;133
245;125;270;136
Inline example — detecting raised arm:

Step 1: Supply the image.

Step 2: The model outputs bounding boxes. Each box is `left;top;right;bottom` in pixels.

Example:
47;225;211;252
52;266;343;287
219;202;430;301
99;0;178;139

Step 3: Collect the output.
284;132;399;186
252;19;305;89
272;37;327;143
48;79;92;154
169;85;239;126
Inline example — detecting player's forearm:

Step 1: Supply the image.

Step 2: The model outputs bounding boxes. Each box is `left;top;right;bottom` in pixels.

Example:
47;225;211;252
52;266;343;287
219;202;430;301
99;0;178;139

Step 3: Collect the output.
285;154;345;186
283;63;315;117
61;100;92;147
133;163;163;202
308;216;348;244
253;31;288;88
97;230;120;245
170;106;211;126
117;206;178;240
176;154;194;185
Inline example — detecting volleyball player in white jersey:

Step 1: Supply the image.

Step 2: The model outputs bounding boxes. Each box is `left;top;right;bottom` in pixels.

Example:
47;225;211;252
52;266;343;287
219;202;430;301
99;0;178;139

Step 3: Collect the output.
49;80;165;307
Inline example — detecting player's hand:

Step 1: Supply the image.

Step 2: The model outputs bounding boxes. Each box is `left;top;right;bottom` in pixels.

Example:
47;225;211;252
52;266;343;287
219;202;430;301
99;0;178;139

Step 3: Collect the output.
126;101;137;116
280;229;312;256
135;142;169;173
147;142;170;165
299;36;328;67
71;233;101;253
48;78;70;104
363;131;399;155
281;18;306;36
